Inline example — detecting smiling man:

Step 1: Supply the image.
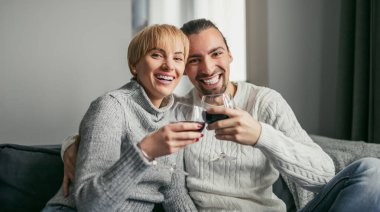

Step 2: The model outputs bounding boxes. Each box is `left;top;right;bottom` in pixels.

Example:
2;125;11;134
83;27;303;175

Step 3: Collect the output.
179;18;380;212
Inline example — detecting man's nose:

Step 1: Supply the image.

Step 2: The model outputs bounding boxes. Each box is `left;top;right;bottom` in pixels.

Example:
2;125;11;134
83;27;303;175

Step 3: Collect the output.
199;57;214;74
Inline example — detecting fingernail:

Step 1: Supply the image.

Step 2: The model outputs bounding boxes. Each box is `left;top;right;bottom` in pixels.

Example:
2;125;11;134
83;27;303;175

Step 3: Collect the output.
201;134;204;137
195;138;199;142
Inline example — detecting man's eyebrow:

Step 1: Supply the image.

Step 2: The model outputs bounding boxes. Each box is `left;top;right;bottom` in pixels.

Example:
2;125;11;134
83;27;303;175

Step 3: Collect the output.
188;54;201;58
208;47;225;54
189;47;226;58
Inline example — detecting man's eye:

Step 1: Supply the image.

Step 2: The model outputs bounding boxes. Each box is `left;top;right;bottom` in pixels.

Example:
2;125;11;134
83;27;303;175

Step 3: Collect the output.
212;51;223;57
188;58;200;64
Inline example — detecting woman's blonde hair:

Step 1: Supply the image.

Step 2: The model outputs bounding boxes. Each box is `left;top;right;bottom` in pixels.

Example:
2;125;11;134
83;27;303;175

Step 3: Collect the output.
127;24;190;76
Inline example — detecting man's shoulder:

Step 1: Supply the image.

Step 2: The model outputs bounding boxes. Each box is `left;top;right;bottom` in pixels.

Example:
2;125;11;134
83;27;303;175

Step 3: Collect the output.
236;81;281;99
174;89;196;104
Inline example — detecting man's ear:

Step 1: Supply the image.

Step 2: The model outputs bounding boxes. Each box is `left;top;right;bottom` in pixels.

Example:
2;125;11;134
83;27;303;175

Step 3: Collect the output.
228;52;233;63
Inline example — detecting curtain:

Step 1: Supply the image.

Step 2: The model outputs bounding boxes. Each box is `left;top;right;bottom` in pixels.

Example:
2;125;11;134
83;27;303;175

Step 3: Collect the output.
335;0;380;143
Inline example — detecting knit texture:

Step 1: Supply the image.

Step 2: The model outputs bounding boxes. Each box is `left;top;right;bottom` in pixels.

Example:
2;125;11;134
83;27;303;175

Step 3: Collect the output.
47;79;196;212
178;81;335;211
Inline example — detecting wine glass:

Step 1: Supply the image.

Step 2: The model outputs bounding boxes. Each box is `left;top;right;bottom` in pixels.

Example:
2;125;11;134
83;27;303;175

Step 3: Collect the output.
170;102;205;132
201;93;237;162
167;102;205;175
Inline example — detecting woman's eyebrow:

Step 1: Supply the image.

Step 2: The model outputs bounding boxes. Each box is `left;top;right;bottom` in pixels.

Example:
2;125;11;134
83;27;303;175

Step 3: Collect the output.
149;48;165;52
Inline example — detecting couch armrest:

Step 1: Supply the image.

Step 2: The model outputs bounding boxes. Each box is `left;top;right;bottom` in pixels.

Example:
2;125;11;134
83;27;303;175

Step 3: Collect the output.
0;144;63;211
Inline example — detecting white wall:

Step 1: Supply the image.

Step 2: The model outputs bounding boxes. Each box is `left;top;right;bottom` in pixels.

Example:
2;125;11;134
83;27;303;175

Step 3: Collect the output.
0;0;133;145
247;0;341;135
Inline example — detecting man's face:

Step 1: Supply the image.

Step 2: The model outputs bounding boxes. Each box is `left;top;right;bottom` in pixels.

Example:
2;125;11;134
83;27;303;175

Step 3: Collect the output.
185;28;233;95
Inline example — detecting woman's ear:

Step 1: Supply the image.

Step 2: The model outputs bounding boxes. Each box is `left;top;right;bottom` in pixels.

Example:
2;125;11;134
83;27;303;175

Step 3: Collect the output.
131;67;137;76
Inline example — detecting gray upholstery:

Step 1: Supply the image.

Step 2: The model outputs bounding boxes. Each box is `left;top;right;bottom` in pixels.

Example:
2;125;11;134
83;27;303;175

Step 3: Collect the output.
0;135;379;212
0;144;63;212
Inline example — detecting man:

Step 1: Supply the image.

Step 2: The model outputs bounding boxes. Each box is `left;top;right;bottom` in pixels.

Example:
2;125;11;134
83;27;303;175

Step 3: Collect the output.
62;19;380;211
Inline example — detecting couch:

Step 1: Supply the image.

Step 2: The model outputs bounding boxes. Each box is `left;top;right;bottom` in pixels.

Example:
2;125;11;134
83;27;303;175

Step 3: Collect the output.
1;135;379;212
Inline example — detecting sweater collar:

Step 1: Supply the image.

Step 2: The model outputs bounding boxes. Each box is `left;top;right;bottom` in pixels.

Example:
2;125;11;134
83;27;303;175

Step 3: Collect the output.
128;78;174;115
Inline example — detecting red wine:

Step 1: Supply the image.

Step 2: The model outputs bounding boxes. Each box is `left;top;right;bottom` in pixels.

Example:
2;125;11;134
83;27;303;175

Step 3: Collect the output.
172;121;205;132
205;112;229;124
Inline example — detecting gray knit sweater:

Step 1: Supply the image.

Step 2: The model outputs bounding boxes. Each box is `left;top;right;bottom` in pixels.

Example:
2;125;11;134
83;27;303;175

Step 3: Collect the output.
178;81;335;211
47;79;197;211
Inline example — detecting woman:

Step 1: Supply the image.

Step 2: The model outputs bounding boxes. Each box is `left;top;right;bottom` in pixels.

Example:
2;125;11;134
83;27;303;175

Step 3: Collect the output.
43;24;202;211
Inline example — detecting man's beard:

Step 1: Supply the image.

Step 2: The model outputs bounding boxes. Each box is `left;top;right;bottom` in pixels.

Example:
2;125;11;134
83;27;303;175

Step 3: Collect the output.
198;80;228;95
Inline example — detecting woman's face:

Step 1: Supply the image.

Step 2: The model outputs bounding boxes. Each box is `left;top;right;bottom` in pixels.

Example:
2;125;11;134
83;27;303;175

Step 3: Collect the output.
134;40;186;107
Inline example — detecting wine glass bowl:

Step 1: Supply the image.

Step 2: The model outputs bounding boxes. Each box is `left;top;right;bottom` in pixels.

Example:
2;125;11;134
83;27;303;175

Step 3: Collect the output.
170;102;205;132
201;93;235;124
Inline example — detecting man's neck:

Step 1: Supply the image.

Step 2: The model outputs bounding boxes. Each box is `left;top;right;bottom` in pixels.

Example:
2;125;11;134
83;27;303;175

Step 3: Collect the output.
227;82;237;97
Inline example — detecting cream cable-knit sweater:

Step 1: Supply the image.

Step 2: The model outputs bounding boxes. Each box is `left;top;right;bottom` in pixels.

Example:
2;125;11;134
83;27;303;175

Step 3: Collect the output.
178;81;335;211
47;79;197;211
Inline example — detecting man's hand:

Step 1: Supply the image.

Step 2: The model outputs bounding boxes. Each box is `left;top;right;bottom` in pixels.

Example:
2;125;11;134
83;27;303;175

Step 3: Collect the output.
139;122;203;160
206;107;262;146
62;135;80;197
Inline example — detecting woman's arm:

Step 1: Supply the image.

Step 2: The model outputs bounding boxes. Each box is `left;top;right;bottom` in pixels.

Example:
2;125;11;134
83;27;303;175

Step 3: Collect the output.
74;95;150;211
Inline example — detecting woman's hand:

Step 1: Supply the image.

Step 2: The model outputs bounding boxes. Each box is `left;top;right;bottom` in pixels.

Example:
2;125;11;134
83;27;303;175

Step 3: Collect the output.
138;122;204;160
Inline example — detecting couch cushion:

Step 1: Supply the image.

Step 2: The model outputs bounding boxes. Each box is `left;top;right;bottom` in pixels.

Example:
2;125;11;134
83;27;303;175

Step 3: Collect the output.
310;135;380;172
273;175;296;212
0;144;63;212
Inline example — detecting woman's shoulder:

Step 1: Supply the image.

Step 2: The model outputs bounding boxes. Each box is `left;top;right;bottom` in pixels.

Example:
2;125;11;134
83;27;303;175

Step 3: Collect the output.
94;81;139;103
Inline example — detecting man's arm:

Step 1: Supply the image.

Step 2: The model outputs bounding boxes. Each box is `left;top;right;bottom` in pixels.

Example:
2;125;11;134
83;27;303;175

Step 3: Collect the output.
207;90;335;192
61;135;80;197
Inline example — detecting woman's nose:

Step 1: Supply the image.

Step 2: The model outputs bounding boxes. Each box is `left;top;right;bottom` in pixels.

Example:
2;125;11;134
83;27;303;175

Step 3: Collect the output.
162;58;175;71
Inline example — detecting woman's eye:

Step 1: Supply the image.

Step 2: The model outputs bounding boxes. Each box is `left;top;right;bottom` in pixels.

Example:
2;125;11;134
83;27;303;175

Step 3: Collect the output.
174;57;184;62
151;53;163;58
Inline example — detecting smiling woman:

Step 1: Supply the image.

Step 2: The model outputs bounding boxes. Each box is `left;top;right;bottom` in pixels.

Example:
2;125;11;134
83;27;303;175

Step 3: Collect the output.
42;24;202;212
128;25;189;107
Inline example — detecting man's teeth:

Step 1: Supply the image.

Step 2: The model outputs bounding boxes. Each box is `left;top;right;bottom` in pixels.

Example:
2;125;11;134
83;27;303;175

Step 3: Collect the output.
157;75;174;81
203;75;219;84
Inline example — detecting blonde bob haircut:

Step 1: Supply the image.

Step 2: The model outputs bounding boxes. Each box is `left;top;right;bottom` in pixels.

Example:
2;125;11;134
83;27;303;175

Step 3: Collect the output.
127;24;190;76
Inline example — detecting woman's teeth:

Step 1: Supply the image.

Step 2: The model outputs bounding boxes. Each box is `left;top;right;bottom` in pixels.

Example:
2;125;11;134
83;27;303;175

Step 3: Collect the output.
203;75;219;84
157;75;174;81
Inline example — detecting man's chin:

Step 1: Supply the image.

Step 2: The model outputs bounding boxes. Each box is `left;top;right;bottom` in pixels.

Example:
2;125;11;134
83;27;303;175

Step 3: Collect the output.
198;86;226;96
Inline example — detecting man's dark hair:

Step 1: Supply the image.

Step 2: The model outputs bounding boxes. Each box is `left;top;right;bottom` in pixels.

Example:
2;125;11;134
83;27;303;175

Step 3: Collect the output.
181;18;230;51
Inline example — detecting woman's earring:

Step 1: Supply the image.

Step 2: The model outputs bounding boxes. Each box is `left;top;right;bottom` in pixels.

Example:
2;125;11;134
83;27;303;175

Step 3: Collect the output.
132;69;137;75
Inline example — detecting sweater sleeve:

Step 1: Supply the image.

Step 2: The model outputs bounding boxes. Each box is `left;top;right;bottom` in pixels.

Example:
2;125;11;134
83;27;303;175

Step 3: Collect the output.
74;95;151;211
254;90;335;193
161;149;198;212
60;135;78;160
